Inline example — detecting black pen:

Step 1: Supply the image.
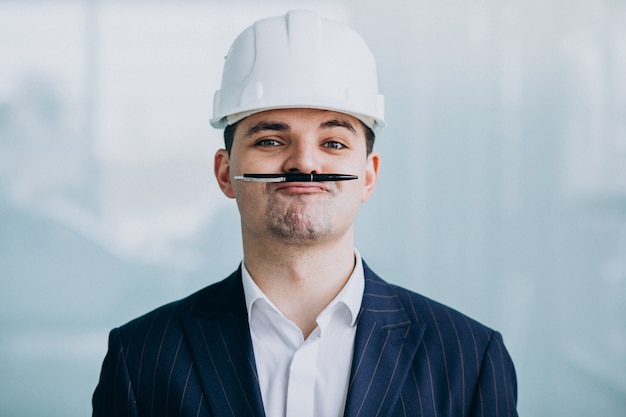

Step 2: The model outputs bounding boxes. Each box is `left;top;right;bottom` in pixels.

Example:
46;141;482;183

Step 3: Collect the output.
234;173;358;183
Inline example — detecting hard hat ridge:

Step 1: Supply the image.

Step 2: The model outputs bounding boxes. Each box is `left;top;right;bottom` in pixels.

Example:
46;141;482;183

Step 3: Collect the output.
210;10;386;133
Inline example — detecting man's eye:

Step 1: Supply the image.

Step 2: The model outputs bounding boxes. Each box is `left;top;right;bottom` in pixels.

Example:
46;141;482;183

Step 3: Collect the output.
323;141;346;150
255;139;282;147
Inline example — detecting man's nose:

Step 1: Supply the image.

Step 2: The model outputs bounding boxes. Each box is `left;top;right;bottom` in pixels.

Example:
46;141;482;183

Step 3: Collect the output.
282;142;321;174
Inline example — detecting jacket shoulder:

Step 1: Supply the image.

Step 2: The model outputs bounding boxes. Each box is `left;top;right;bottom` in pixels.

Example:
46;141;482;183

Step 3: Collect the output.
363;263;498;347
114;269;242;344
361;266;518;414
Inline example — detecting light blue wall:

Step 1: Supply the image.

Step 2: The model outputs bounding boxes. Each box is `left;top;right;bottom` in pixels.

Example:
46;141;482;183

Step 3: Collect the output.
1;1;625;415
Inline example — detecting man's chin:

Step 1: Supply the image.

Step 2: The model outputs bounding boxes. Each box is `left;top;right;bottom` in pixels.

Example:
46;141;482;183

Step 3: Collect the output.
267;224;327;244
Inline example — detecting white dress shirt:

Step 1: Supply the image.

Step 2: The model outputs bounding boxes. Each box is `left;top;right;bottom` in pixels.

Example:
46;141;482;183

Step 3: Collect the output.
241;250;365;417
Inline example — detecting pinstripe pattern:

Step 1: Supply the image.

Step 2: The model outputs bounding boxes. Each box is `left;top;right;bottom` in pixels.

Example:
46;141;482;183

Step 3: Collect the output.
345;264;518;417
93;263;517;417
93;270;264;417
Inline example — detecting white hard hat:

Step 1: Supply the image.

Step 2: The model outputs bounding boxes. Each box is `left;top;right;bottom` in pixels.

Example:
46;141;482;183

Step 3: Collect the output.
210;10;386;133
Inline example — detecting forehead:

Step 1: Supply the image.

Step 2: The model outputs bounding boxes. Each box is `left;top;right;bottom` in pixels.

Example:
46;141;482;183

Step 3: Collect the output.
236;108;365;136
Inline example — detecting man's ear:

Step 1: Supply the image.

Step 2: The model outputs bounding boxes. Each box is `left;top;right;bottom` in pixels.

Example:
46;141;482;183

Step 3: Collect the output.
214;149;235;198
361;151;380;202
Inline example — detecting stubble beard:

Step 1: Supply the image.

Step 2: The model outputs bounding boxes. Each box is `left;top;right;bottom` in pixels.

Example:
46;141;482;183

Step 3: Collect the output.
265;196;332;244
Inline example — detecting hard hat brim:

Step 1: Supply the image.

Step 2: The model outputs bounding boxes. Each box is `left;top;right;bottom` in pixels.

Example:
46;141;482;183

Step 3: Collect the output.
211;104;385;134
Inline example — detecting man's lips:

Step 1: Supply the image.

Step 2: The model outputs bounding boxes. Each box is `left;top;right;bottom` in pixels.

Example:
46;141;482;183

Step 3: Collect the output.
272;182;329;193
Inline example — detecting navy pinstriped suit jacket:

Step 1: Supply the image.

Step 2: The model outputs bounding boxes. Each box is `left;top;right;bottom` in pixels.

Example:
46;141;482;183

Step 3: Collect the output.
93;262;518;417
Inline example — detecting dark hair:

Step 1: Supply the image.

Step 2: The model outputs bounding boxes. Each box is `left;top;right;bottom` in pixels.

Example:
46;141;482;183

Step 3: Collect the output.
223;119;376;156
363;124;375;155
223;121;238;155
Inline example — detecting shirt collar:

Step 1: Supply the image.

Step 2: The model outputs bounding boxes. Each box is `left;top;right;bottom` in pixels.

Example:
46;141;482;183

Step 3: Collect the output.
241;249;365;327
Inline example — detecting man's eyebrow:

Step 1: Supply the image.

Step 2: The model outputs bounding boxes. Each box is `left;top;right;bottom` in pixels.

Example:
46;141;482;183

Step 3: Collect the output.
320;119;357;134
244;121;290;137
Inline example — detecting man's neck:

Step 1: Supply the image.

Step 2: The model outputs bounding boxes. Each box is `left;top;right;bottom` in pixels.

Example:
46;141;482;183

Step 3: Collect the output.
242;235;356;338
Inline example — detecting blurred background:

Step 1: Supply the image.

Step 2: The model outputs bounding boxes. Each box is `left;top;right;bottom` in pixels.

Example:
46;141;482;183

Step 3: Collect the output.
1;0;625;415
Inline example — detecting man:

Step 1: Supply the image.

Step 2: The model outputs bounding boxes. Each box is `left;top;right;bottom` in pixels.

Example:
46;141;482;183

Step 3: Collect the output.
93;10;518;417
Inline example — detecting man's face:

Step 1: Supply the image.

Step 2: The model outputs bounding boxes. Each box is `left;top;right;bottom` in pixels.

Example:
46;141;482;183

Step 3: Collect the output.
214;108;379;246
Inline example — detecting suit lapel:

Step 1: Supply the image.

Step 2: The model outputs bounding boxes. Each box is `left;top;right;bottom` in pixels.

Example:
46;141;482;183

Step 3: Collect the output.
181;269;266;417
344;265;426;417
